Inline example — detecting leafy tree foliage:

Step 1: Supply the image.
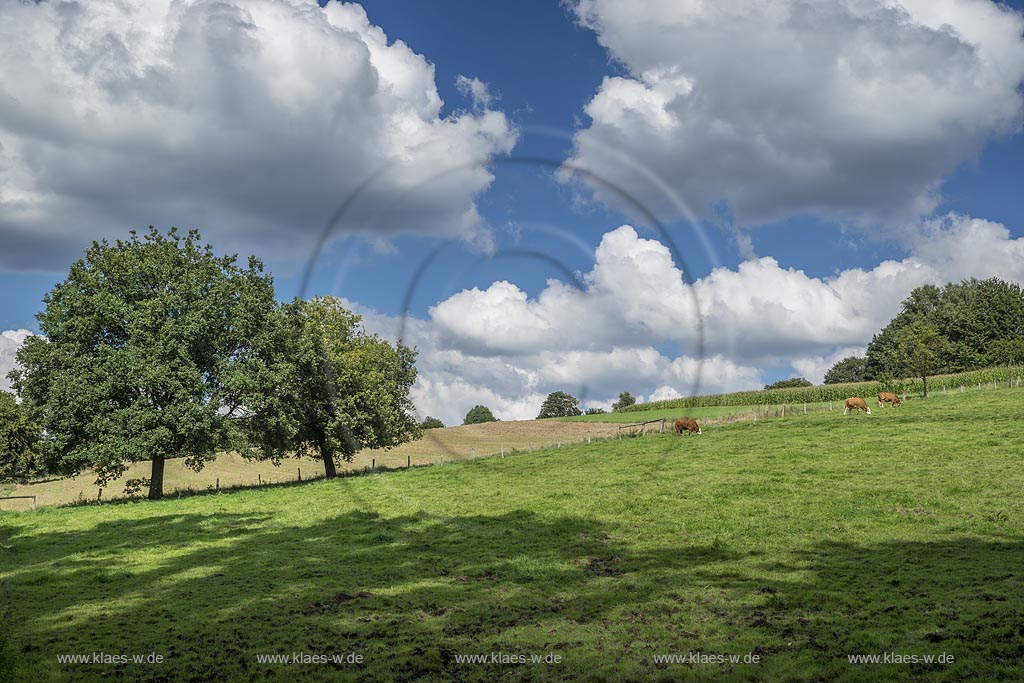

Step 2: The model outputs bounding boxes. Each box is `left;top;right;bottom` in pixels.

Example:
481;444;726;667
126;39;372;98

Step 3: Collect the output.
894;321;949;398
611;391;636;412
764;377;813;390
0;391;44;482
10;228;287;499
463;405;498;425
420;416;445;430
537;391;582;419
279;296;420;478
585;407;607;415
824;356;868;384
866;279;1024;379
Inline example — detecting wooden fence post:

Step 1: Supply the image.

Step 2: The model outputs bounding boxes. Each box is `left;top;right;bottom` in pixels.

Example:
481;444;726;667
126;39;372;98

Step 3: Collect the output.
829;401;833;411
298;468;302;482
501;445;504;458
258;474;261;486
803;403;807;414
216;478;219;491
660;419;665;433
471;449;475;462
372;458;375;470
781;405;785;418
97;488;102;501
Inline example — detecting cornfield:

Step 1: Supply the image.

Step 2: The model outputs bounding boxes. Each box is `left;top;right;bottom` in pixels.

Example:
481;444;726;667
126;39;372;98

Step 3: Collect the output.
620;365;1024;412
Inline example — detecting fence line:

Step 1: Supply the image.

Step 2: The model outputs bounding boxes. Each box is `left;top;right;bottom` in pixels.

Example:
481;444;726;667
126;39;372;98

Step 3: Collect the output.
16;378;1021;509
0;495;37;511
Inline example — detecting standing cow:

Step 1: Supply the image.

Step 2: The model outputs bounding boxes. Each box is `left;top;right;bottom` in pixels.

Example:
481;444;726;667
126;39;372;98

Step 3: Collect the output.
878;392;903;408
674;417;702;435
842;397;871;415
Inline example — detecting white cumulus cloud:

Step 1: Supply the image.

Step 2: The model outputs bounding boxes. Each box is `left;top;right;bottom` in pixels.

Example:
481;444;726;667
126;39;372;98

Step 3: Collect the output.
564;0;1024;227
0;0;517;270
0;329;32;394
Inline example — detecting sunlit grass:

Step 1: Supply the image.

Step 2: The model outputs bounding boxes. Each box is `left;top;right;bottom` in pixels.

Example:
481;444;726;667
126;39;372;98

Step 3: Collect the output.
1;388;1022;681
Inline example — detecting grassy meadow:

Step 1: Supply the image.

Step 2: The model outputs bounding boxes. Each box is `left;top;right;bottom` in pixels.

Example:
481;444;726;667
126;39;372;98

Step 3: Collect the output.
1;388;1023;681
4;420;622;509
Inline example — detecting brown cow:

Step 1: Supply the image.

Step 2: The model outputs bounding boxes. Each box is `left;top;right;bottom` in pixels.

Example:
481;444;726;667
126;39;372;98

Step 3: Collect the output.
878;392;903;408
674;417;702;435
842;397;871;415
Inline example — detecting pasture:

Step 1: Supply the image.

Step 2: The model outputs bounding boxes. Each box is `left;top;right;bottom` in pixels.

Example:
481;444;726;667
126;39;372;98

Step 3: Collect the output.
5;420;622;509
1;388;1022;682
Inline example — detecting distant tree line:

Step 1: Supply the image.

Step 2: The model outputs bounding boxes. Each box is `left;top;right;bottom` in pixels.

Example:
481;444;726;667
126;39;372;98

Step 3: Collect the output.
3;228;421;498
825;278;1024;394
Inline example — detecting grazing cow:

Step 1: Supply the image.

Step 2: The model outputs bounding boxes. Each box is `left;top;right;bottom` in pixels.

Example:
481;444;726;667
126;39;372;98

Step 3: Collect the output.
842;397;871;415
674;417;702;435
877;392;903;408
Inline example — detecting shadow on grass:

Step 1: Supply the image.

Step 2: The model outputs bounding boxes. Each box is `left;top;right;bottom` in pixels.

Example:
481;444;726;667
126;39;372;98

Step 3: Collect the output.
2;504;1023;683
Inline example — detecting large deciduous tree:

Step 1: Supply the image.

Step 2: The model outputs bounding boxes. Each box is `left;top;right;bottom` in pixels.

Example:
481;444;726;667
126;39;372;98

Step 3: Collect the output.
537;391;583;419
10;228;288;499
463;405;497;425
280;297;419;478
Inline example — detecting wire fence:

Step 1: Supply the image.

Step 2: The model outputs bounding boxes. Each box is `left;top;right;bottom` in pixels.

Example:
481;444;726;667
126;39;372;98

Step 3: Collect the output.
8;378;1020;510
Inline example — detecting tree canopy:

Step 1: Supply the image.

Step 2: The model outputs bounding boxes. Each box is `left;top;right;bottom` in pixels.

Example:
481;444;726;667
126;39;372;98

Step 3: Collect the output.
279;296;420;478
823;356;868;384
611;391;636;412
420;416;445;430
0;390;43;482
764;377;813;390
463;405;498;425
866;278;1024;379
537;391;582;419
10;228;287;499
894;321;949;398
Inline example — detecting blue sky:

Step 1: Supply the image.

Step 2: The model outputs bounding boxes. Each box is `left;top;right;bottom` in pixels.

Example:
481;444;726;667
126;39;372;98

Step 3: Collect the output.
1;0;1023;423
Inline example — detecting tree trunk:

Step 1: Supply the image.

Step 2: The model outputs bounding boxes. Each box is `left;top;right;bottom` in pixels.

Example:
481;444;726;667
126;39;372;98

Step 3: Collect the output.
323;454;337;479
922;375;928;398
319;439;337;479
149;455;165;500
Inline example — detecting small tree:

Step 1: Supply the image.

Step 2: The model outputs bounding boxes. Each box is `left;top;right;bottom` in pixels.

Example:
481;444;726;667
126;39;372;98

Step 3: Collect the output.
0;391;44;482
894;321;949;398
420;416;445;430
464;405;498;425
10;228;286;499
824;357;867;384
764;377;813;390
537;391;582;419
611;391;636;412
585;407;607;415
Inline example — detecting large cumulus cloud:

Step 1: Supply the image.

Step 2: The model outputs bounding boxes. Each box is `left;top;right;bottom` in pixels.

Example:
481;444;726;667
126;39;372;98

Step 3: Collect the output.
0;0;516;270
564;0;1024;227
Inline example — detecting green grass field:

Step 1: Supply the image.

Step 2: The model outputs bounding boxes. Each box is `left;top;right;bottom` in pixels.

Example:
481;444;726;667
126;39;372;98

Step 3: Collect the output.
2;388;1023;682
